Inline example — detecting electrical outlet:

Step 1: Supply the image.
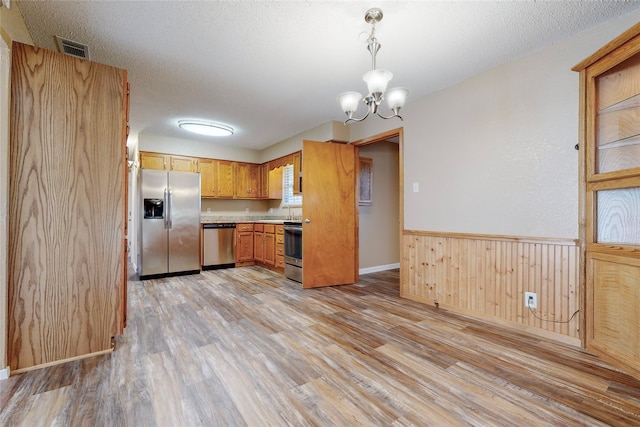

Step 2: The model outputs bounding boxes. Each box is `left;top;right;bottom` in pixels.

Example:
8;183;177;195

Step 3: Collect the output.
525;292;537;309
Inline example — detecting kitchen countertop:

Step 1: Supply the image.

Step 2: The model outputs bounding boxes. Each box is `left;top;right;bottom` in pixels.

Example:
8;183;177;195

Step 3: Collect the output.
200;215;291;224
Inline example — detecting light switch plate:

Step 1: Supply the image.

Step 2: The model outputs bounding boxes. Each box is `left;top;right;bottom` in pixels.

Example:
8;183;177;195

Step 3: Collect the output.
412;182;419;193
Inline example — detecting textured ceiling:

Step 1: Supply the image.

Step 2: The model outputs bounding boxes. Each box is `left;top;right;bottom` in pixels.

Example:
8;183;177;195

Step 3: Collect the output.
16;1;640;150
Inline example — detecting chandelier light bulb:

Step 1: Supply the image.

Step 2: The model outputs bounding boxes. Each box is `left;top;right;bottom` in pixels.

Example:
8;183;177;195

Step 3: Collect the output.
385;87;409;110
338;92;363;114
363;69;393;98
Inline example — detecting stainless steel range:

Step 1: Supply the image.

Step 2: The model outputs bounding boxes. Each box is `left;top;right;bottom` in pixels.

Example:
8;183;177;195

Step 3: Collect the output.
284;221;302;283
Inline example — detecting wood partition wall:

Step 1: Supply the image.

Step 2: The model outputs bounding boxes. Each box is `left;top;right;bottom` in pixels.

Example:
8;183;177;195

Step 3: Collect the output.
8;42;127;373
401;230;580;345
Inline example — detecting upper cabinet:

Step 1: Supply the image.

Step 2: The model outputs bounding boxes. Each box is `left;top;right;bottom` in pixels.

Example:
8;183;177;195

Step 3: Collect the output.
216;160;235;198
292;151;302;194
198;158;216;197
589;50;640;178
171;155;199;172
268;166;284;200
140;152;198;172
139;150;302;200
260;163;270;198
235;162;261;198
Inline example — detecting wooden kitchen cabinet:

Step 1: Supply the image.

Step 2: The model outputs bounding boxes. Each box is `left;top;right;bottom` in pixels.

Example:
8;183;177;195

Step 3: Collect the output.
235;162;261;198
573;22;640;379
253;223;278;269
260;163;270;198
263;224;276;267
140;151;198;172
217;160;235;198
269;166;283;199
236;223;254;264
254;223;264;262
275;225;285;271
171;155;198;172
140;151;168;170
198;158;216;197
292;150;302;194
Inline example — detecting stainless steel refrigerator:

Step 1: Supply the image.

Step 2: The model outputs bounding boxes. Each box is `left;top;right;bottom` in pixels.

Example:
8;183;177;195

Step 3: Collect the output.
138;169;201;279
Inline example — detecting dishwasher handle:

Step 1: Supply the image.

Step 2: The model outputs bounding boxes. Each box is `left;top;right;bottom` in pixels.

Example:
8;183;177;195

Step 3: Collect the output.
203;223;237;229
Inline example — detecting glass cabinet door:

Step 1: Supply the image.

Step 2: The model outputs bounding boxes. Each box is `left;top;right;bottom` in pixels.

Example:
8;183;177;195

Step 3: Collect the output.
595;55;640;175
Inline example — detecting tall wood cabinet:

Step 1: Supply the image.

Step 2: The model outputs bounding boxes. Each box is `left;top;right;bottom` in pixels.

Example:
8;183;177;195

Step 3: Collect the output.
573;22;640;379
8;42;128;373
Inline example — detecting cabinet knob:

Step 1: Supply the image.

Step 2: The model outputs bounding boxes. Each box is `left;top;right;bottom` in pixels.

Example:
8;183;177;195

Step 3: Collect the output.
305;218;311;223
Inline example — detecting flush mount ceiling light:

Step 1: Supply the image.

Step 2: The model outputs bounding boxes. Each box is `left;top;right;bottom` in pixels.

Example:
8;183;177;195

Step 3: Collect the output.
338;8;409;124
178;120;234;137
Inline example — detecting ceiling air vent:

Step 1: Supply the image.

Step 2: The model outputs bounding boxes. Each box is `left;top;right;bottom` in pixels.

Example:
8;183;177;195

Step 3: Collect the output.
54;36;90;60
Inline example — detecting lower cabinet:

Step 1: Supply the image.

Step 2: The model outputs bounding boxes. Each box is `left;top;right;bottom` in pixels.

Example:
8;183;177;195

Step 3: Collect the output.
254;224;264;263
234;222;285;272
236;223;254;265
263;225;276;267
275;225;285;269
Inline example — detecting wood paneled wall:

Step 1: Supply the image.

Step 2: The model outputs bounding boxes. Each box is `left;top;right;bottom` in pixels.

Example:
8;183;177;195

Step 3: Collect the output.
401;231;580;344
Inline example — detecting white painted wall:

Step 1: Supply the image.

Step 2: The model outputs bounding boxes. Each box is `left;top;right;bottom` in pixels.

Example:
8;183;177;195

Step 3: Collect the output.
257;121;342;163
358;141;400;270
138;131;261;163
349;9;640;240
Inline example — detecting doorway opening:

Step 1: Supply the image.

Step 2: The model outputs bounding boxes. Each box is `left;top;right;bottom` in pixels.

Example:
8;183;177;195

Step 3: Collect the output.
352;128;403;280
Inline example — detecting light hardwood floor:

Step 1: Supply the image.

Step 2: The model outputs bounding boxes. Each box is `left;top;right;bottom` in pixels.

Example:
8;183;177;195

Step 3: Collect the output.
1;267;640;426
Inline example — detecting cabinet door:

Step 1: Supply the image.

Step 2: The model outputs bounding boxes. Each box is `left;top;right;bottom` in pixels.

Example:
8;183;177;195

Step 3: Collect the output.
234;162;260;198
249;163;261;197
140;152;168;170
268;166;283;200
171;155;197;172
235;162;251;198
217;160;235;197
264;232;276;266
275;228;285;270
260;163;270;198
292;151;302;194
254;230;264;262
236;231;254;262
198;159;216;197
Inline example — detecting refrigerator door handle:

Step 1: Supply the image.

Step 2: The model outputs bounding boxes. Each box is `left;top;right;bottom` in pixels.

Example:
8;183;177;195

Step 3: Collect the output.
167;189;173;229
163;188;169;230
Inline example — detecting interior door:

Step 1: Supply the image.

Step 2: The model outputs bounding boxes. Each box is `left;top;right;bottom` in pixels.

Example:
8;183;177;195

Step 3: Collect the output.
302;140;357;288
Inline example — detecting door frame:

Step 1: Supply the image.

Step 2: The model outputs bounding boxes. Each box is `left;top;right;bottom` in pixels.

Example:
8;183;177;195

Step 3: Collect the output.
352;127;404;281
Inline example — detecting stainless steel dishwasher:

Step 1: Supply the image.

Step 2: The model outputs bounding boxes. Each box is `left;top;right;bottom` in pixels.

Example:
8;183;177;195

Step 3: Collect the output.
202;223;236;270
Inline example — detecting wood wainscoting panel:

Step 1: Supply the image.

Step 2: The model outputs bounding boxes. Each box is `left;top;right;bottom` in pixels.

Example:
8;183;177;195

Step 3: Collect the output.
401;231;580;344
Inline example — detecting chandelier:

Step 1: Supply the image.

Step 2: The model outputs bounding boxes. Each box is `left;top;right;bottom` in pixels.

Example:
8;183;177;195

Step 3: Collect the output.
338;8;409;124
